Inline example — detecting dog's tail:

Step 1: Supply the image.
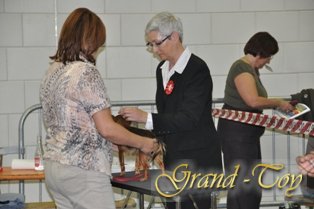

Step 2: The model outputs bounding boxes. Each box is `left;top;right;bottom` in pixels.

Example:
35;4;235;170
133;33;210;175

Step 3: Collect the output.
150;139;166;161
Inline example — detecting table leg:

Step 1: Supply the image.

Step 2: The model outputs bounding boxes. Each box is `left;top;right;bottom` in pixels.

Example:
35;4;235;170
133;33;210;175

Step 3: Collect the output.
138;193;144;209
211;191;219;209
175;196;181;209
147;197;155;209
121;191;132;208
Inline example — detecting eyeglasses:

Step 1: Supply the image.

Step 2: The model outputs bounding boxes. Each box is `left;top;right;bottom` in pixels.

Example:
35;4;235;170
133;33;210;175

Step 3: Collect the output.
146;34;172;51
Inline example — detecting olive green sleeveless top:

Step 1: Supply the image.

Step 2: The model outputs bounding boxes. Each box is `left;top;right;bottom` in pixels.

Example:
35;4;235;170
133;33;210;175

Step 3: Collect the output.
224;59;267;111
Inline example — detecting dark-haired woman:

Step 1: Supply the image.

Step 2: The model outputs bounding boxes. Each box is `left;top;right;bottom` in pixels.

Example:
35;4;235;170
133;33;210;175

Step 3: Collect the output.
40;8;157;209
217;32;293;209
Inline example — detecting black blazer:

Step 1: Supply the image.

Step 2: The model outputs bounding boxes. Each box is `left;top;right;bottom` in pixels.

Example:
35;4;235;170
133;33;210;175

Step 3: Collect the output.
152;54;222;170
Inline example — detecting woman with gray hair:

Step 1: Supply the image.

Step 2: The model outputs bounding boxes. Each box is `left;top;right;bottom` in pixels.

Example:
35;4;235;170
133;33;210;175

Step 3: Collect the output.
119;11;222;209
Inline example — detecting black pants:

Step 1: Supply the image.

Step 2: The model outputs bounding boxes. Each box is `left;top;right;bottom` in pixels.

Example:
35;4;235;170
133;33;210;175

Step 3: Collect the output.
217;110;265;209
165;194;210;209
164;148;222;209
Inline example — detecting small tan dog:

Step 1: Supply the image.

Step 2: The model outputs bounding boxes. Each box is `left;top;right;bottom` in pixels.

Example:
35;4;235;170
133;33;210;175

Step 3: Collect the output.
113;115;165;181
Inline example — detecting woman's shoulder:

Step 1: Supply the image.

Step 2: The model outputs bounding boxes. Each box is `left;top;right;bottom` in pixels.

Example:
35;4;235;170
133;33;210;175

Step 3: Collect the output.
186;54;209;73
70;60;96;70
230;59;253;75
190;53;206;65
66;61;100;78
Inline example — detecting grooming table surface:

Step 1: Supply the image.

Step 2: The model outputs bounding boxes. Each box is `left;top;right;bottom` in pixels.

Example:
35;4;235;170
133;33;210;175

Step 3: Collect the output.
112;170;169;196
111;169;177;209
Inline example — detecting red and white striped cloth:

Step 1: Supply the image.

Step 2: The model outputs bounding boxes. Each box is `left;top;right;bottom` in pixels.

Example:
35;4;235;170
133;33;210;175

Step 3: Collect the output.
212;108;314;136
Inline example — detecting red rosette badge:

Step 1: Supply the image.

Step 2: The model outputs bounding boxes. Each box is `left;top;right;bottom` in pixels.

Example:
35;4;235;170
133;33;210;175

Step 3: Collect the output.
165;80;174;95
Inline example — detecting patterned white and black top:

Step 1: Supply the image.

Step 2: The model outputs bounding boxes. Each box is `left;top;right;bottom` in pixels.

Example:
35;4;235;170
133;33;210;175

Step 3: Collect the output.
40;56;112;176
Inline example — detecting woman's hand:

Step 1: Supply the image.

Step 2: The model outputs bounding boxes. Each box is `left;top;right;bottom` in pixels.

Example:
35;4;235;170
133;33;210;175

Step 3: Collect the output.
278;100;294;112
139;138;159;155
296;152;314;177
119;107;148;123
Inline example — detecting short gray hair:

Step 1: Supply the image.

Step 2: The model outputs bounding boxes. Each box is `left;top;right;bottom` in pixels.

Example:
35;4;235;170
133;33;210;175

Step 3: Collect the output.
145;12;183;42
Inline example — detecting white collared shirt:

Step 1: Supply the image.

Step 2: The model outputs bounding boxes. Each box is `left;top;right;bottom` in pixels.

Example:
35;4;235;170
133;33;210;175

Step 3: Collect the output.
161;47;192;88
145;47;192;130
